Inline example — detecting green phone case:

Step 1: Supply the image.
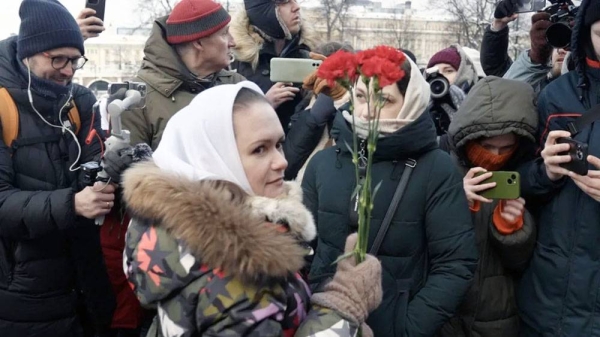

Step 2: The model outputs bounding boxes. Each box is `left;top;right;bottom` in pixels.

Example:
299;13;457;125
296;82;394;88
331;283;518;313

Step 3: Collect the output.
475;171;520;200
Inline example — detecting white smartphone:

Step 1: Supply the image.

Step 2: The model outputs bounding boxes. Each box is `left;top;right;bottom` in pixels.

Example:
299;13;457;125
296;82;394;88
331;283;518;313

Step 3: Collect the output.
270;58;322;83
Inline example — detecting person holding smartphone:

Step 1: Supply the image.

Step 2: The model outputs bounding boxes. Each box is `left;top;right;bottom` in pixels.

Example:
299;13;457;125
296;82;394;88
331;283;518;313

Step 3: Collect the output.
229;0;320;134
517;1;600;335
440;76;538;337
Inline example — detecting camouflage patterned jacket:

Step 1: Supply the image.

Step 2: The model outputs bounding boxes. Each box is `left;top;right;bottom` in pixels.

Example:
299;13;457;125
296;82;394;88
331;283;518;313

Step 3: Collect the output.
122;162;359;337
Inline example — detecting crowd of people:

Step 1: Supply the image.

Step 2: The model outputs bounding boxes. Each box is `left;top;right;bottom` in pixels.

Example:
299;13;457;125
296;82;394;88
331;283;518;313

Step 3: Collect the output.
1;0;600;336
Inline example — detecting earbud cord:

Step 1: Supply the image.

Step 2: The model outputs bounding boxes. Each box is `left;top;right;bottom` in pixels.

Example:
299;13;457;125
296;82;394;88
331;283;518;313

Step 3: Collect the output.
26;58;82;172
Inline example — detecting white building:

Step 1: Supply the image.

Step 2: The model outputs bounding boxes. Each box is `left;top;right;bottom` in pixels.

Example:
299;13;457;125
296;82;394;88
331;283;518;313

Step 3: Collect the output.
73;29;147;97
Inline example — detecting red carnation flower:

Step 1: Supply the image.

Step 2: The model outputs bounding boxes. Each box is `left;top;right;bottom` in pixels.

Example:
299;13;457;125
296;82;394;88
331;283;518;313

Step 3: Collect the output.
317;50;359;87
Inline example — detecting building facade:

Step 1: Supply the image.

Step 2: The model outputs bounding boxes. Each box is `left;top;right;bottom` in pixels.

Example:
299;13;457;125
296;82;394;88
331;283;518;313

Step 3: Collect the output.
74;1;464;95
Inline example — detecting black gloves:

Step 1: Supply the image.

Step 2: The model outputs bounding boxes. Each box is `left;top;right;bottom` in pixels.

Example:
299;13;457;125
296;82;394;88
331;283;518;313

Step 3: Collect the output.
494;0;518;19
310;94;336;125
102;147;133;184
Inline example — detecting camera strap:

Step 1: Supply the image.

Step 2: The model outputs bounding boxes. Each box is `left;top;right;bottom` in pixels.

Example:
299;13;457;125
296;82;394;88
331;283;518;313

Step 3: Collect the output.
567;104;600;135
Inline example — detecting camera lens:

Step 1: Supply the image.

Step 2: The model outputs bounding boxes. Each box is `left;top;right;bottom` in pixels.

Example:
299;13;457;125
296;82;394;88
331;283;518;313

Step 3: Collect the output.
511;174;517;180
430;78;449;99
546;22;572;49
576;150;584;161
507;179;514;185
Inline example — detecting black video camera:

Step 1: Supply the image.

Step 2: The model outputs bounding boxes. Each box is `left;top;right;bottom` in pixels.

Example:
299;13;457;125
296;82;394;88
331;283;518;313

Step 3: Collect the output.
425;68;450;100
544;0;579;49
424;67;453;136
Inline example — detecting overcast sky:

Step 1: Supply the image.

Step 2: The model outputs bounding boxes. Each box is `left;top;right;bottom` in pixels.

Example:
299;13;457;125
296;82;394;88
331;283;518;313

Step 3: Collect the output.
0;0;432;39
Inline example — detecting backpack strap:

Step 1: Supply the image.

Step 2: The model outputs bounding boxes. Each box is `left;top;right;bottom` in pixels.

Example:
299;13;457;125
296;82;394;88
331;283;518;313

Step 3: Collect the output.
567;104;600;135
67;102;80;135
370;158;417;255
0;88;19;148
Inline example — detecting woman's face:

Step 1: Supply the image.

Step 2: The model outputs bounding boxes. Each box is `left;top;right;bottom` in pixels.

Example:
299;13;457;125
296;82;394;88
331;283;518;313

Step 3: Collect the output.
436;63;458;85
233;101;288;198
591;21;600;60
353;79;405;120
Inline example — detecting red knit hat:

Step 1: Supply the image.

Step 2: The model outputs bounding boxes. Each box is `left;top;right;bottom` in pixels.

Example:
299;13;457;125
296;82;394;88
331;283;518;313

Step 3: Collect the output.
427;47;461;71
166;0;231;44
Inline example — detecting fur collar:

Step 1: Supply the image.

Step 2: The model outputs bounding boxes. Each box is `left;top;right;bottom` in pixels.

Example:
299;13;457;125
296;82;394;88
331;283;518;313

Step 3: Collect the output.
230;7;319;70
122;161;316;285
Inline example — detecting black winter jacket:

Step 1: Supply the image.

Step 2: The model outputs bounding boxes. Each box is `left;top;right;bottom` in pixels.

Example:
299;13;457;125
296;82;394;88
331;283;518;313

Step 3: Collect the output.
0;37;114;336
303;111;478;337
518;1;600;334
480;25;512;77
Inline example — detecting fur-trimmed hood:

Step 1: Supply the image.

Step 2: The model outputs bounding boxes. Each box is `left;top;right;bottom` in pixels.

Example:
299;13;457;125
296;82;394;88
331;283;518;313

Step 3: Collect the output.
122;161;315;303
230;7;319;70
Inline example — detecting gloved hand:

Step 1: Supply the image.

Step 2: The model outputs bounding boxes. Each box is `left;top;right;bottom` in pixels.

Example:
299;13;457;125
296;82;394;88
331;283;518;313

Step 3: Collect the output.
102;146;133;184
102;143;154;184
529;13;553;64
311;234;382;337
494;0;518;19
311;94;336;125
303;52;348;101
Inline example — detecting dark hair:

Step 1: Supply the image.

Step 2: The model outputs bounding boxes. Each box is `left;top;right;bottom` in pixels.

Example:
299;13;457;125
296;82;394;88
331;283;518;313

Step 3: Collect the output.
233;87;270;114
315;41;355;56
395;59;412;96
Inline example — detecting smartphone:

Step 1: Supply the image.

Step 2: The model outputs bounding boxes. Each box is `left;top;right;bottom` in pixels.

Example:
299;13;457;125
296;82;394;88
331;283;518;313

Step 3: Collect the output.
515;0;547;13
108;81;147;97
270;58;322;83
85;0;106;22
475;171;521;200
557;137;589;176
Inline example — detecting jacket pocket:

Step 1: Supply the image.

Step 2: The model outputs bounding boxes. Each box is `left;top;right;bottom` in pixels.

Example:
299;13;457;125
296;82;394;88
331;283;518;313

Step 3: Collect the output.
393;279;412;337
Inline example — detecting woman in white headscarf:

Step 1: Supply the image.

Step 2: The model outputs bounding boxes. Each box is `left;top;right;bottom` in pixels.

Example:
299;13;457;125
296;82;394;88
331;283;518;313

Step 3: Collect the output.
121;81;382;337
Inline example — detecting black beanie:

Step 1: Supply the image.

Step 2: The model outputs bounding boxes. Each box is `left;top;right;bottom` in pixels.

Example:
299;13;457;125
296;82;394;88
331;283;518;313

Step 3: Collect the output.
244;0;290;40
584;0;600;27
17;0;85;60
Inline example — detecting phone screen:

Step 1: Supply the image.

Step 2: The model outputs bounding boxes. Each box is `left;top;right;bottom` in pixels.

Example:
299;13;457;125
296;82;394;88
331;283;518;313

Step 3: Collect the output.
515;0;546;13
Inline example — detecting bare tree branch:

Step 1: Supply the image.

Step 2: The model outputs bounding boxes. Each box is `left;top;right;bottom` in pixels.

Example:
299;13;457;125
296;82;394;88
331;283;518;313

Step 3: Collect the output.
320;0;351;41
131;0;179;32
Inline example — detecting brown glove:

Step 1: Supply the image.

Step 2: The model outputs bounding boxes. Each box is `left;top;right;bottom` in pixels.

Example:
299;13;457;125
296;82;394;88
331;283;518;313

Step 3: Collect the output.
310;234;383;331
529;13;553;64
303;52;348;101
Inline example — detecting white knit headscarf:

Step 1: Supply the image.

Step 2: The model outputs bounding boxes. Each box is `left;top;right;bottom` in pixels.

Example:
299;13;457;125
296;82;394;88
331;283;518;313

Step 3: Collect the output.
152;81;265;194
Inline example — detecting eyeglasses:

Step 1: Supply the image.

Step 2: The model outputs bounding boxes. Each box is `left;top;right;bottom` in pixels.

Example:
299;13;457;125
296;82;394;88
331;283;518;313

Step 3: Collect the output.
42;52;88;71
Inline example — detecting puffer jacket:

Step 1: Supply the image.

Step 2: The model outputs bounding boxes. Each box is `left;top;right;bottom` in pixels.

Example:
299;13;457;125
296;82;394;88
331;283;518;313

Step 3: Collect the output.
121;16;245;150
230;8;319;133
517;1;600;335
438;76;538;337
0;36;114;336
304;65;478;336
480;25;512;77
123;161;362;337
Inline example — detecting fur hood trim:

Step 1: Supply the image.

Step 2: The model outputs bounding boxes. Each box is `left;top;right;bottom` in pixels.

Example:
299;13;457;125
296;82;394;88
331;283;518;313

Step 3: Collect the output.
122;161;315;285
230;7;319;70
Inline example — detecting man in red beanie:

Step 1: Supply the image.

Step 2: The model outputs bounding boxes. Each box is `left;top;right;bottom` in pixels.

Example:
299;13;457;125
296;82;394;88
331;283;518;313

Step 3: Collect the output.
122;0;245;150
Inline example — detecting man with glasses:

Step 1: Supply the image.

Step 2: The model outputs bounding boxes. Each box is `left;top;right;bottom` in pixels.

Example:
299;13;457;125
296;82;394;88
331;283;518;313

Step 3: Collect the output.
0;0;115;336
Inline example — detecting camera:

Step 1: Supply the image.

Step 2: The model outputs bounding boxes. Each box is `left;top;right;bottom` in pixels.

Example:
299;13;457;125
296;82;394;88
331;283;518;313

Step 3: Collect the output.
544;0;579;49
81;161;104;186
424;67;450;99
